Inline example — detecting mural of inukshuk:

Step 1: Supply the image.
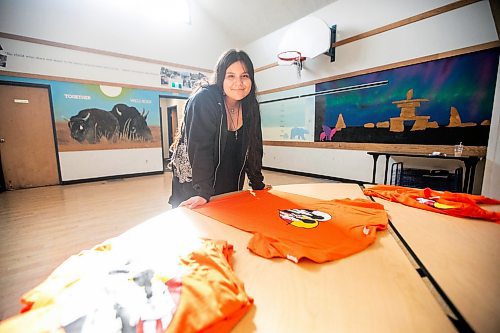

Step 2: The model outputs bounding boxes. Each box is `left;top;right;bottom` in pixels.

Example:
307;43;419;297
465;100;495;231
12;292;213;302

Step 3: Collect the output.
447;106;476;127
390;89;430;132
335;113;346;130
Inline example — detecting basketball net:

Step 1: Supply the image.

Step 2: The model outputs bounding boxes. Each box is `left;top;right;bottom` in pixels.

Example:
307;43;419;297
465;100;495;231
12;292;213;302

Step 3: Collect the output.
278;51;305;79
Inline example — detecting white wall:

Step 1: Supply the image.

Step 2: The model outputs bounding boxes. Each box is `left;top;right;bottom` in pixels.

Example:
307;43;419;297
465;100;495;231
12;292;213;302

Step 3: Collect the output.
0;37;208;89
59;148;163;181
246;0;499;193
482;58;500;199
263;146;374;182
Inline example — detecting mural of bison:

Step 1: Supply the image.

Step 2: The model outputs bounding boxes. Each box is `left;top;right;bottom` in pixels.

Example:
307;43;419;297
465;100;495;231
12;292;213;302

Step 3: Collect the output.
68;108;119;144
110;104;153;141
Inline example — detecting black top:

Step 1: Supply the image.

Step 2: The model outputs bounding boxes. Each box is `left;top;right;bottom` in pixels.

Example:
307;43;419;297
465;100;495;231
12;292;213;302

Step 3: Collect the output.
214;127;244;195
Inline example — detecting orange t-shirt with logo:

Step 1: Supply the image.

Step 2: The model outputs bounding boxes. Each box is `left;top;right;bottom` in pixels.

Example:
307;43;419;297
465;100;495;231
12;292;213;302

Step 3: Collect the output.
194;189;388;263
363;185;500;223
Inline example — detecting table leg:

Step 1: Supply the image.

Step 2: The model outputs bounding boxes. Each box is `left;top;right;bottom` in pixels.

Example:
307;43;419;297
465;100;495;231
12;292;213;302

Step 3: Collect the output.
371;154;379;184
462;163;471;194
383;155;390;185
462;158;480;194
468;163;477;194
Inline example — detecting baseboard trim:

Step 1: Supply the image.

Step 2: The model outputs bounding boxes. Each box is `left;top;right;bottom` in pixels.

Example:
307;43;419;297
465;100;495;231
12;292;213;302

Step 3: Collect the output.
61;170;164;185
263;166;366;185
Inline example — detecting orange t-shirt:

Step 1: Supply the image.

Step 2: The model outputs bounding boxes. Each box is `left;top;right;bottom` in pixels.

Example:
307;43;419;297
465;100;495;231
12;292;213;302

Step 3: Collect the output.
363;185;500;223
0;240;252;333
194;189;388;263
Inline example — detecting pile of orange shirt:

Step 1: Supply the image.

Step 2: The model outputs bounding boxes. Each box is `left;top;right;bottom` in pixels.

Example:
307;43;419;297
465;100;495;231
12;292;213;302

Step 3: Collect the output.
363;185;500;222
194;189;389;263
0;239;252;333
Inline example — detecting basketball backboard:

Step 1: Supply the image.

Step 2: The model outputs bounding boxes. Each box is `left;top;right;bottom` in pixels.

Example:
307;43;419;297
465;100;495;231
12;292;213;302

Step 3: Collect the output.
278;16;332;60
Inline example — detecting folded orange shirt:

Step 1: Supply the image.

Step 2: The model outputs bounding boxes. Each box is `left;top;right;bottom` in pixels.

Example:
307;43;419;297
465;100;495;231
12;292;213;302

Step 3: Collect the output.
194;189;388;263
0;239;252;333
363;185;500;223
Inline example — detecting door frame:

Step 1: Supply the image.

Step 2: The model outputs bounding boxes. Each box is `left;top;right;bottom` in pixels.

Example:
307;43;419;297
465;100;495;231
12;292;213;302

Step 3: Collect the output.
0;81;62;187
0;151;5;192
159;95;188;162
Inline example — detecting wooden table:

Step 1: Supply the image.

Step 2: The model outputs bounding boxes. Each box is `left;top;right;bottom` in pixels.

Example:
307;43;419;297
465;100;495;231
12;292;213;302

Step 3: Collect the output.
117;183;454;332
367;185;500;333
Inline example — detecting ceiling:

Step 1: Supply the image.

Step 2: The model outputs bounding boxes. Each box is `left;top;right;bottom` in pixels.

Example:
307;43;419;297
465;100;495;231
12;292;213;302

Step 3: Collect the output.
0;0;339;69
194;0;338;46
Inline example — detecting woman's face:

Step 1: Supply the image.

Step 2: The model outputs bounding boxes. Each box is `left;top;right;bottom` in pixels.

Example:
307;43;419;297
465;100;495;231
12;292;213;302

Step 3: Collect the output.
223;60;252;103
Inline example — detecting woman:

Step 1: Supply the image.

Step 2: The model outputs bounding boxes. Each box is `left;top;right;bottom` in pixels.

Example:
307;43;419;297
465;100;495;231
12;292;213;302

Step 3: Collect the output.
169;49;267;209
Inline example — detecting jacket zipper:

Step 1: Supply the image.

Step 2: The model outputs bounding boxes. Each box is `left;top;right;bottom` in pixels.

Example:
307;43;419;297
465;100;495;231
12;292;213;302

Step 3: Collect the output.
238;149;248;189
212;102;224;188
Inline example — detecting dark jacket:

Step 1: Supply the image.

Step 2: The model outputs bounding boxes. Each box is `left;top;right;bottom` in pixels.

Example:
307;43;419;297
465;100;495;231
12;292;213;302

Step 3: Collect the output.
169;85;265;206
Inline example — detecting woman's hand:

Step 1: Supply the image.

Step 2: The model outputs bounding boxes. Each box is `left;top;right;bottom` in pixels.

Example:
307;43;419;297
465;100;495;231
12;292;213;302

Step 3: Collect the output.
179;196;208;209
264;184;272;190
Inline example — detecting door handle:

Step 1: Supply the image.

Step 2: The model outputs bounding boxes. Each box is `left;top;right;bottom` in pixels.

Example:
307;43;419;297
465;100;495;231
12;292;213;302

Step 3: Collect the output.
0;138;5;143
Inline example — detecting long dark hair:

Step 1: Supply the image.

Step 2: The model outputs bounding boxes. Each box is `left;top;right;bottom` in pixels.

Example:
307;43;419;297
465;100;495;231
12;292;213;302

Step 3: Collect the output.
211;49;262;167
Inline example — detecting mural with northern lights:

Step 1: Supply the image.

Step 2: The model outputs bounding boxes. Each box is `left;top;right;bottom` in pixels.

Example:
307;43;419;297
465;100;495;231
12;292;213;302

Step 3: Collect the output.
315;48;499;145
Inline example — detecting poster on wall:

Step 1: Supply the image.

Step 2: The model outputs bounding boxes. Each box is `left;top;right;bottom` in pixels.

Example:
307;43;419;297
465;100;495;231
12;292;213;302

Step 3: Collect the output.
52;82;161;151
0;44;7;67
160;66;207;90
315;48;499;145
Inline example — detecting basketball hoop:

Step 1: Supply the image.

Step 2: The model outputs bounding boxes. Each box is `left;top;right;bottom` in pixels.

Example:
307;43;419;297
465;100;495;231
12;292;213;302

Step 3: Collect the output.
278;51;306;79
277;16;333;79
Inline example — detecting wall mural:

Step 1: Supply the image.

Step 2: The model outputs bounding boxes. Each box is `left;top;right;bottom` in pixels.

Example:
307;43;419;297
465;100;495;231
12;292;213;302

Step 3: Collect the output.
260;86;316;142
315;48;499;145
52;81;162;151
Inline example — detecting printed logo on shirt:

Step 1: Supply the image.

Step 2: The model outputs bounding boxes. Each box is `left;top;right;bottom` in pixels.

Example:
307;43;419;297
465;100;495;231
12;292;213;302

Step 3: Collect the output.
278;209;332;229
416;197;458;210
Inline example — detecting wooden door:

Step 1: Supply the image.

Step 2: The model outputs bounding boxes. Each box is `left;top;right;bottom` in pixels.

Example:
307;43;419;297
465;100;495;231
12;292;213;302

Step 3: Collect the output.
0;84;60;189
0;152;5;192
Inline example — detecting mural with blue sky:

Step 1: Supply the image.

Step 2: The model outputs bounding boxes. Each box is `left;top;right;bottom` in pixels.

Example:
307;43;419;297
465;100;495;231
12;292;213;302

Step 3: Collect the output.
51;81;160;126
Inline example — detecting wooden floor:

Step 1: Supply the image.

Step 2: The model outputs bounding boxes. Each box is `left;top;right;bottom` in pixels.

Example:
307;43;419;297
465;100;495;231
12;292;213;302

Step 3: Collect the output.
0;170;337;320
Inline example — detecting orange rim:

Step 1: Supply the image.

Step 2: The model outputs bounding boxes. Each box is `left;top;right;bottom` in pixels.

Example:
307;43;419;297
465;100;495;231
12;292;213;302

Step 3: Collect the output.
278;51;306;62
